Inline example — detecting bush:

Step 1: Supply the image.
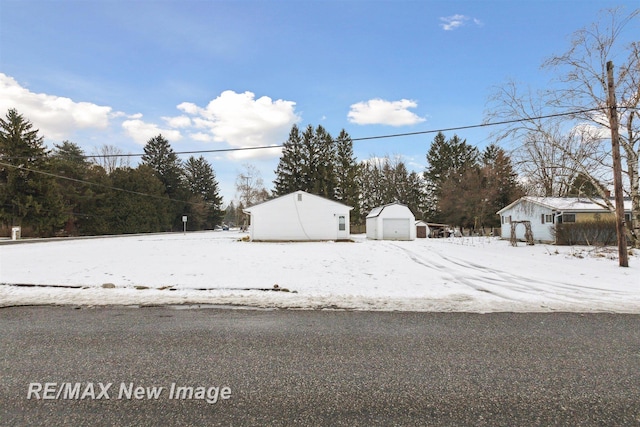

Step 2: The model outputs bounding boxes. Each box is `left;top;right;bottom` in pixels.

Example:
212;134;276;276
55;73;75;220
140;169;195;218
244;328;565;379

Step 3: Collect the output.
554;220;618;246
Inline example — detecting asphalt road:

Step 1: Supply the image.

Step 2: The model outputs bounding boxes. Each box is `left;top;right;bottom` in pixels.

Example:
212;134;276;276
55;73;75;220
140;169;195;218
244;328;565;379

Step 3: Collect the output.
1;307;640;426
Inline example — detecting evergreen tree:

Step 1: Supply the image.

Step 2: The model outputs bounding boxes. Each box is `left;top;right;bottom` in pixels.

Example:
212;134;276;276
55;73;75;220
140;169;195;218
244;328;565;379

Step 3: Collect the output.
0;109;65;236
50;141;92;235
183;156;223;229
312;125;337;198
481;144;524;222
273;124;305;195
141;134;184;198
299;124;318;193
106;165;172;234
334;129;361;224
424;132;479;223
141;134;186;230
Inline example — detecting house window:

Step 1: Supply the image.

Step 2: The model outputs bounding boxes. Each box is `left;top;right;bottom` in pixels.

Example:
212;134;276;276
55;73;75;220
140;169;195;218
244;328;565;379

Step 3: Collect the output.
563;213;576;223
338;216;346;231
625;213;631;222
545;214;554;223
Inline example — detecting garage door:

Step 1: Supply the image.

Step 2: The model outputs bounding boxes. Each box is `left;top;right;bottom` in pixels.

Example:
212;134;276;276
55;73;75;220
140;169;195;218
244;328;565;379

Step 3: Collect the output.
382;218;410;240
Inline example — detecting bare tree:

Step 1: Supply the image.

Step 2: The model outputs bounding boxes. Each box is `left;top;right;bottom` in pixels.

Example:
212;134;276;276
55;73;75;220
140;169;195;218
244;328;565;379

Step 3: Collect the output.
90;144;130;174
235;164;269;229
487;7;640;247
235;164;269;207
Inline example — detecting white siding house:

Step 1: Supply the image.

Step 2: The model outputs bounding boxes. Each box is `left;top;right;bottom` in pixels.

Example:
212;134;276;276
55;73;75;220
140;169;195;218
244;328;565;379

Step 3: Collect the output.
497;196;632;243
366;202;416;241
243;190;353;241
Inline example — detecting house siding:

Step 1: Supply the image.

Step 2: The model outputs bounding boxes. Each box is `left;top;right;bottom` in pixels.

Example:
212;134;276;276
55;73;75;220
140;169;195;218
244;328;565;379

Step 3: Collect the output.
245;191;352;241
366;203;416;241
499;199;555;243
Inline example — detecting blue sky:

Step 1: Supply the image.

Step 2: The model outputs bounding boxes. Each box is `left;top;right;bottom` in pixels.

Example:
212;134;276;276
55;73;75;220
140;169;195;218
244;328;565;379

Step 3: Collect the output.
1;0;637;204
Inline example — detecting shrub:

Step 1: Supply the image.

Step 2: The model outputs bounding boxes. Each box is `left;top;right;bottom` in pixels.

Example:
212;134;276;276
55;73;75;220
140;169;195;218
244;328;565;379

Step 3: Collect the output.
554;220;618;246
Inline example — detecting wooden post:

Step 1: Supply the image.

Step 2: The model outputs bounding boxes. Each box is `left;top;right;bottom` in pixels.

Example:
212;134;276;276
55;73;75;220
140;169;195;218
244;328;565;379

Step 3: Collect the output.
606;61;629;267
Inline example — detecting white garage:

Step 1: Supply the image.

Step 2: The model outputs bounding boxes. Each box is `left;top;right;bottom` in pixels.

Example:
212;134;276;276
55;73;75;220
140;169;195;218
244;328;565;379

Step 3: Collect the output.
243;190;353;241
366;202;416;241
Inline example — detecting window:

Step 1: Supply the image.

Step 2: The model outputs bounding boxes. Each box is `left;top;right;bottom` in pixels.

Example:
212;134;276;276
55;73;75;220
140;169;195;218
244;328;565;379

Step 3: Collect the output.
338;216;346;231
625;213;631;222
545;214;554;223
562;213;576;223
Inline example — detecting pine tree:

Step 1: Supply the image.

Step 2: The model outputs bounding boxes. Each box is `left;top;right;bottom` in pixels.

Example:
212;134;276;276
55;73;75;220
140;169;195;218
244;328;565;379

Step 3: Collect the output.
299;124;318;193
141;134;186;230
0;109;66;236
312;125;337;198
183;156;223;229
334;129;361;223
51;141;92;235
106;165;172;234
481;144;524;225
141;135;184;198
424;132;479;223
274;124;305;195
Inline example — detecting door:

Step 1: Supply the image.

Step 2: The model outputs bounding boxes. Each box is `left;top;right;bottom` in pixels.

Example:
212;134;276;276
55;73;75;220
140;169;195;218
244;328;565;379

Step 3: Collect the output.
383;218;410;240
337;215;348;240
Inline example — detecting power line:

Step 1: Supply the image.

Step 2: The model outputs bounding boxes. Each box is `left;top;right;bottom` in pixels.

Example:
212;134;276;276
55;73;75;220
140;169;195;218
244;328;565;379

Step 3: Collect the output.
0;160;202;207
0;106;616;208
3;106;610;161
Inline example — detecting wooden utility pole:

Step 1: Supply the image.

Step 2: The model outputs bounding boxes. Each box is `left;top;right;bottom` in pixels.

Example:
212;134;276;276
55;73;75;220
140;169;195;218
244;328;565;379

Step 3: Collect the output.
606;61;629;267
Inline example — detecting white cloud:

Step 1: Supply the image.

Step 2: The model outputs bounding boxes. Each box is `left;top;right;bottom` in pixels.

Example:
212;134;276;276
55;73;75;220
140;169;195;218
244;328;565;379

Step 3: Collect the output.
348;99;425;126
162;115;191;128
439;14;482;31
0;73;114;141
170;90;300;158
122;118;183;144
189;132;214;142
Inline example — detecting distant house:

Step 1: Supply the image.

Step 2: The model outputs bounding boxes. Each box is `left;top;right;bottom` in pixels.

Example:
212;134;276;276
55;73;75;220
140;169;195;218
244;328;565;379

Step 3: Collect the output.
496;196;632;243
243;190;353;241
366;202;416;241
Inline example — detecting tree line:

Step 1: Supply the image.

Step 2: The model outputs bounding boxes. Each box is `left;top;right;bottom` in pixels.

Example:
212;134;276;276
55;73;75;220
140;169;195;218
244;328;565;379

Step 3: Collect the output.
272;124;524;231
0;109;223;237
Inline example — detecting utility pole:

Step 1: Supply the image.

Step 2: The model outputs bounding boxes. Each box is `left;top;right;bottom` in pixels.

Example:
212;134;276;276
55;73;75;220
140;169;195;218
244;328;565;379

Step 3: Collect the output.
606;61;629;267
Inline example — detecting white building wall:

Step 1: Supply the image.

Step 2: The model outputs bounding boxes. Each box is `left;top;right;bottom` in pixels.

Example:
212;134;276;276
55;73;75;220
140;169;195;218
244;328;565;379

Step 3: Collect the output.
499;200;555;242
365;217;377;239
246;191;351;241
367;203;416;241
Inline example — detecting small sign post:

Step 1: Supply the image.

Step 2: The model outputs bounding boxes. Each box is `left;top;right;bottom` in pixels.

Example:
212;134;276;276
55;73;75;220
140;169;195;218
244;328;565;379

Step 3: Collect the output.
182;216;188;235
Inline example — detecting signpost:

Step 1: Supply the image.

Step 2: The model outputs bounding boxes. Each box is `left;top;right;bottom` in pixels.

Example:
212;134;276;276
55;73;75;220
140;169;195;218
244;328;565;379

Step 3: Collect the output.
182;216;188;235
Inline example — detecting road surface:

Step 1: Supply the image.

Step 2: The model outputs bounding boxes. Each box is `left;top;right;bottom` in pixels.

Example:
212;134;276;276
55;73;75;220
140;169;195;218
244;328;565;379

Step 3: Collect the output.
1;306;639;425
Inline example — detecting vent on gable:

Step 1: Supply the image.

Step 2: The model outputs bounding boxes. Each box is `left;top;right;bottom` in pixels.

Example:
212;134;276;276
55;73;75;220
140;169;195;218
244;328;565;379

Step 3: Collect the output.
297;193;302;201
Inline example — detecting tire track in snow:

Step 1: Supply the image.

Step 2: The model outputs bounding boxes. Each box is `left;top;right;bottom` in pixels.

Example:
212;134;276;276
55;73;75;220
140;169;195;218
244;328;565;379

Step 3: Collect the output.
386;242;630;306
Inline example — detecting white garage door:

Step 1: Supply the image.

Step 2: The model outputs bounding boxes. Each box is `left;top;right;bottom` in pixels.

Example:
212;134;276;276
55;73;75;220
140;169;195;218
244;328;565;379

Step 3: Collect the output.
382;218;410;240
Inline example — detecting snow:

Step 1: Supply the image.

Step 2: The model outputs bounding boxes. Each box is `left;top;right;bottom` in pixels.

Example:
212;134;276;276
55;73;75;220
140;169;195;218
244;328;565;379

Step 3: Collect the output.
0;231;638;312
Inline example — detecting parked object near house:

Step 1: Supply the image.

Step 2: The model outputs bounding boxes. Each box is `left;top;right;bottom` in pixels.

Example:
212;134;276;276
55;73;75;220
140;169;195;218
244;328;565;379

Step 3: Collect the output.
243;190;353;241
366;202;416;241
415;220;430;238
497;196;632;244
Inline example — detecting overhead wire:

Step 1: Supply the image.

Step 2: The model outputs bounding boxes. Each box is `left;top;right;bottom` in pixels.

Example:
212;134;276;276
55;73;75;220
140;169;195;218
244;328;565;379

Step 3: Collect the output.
0;106;619;206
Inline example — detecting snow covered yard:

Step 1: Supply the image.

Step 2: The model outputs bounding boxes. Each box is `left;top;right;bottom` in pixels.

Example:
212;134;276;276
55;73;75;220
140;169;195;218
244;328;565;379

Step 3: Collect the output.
0;231;638;312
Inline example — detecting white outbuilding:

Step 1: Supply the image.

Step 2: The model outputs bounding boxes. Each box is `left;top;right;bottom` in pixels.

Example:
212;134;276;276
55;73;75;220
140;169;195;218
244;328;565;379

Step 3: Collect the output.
243;190;353;241
366;202;416;241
